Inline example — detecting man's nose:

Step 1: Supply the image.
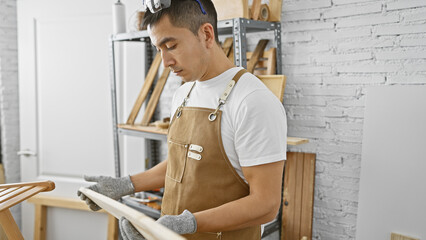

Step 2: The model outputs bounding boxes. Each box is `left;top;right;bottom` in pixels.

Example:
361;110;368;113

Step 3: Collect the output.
161;51;175;68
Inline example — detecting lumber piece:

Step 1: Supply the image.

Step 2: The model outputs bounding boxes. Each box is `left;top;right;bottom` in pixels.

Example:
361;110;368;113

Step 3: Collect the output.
140;68;171;126
281;152;315;240
269;0;283;22
0;210;23;240
222;37;233;57
79;188;185;240
212;0;249;20
251;0;262;20
126;53;162;124
247;39;269;73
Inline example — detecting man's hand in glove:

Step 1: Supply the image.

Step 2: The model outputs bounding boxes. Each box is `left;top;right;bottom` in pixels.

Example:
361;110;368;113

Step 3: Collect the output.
157;210;197;234
77;175;135;211
119;210;197;239
119;217;145;240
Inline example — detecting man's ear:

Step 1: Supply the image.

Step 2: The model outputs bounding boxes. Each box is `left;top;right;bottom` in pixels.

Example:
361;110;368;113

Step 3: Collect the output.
200;23;216;48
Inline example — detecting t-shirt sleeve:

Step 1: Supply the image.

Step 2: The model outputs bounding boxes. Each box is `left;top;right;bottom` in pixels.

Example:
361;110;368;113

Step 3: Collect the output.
234;89;287;167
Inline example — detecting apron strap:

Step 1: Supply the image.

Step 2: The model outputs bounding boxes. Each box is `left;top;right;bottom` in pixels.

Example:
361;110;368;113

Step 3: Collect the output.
208;69;248;122
176;82;196;118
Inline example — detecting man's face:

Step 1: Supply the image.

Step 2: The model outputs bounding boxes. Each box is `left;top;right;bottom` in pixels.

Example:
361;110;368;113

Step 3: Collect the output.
148;15;208;82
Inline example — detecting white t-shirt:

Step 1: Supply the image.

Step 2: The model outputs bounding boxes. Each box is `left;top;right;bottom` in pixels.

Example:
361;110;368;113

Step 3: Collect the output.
170;67;287;181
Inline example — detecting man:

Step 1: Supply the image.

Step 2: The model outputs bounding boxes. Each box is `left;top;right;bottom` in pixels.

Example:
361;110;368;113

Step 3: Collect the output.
78;0;287;239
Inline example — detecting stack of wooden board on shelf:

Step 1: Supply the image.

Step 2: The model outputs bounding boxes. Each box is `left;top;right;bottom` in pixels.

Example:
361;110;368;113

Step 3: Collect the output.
212;0;283;21
117;53;170;135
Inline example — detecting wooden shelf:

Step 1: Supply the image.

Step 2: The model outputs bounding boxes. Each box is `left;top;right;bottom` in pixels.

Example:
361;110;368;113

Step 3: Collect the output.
118;124;308;145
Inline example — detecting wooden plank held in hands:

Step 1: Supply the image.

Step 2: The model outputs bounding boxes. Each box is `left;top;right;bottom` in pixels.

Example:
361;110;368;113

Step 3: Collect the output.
140;67;171;126
126;53;162;125
247;39;269;73
281;152;315;240
78;188;186;240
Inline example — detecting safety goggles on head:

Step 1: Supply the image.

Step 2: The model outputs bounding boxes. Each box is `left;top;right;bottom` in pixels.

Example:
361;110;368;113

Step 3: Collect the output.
142;0;206;14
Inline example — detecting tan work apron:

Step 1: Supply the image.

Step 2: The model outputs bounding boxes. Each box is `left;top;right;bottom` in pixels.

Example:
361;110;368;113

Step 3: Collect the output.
161;69;261;240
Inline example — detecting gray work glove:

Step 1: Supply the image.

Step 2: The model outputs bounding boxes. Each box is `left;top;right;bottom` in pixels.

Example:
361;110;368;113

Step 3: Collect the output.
119;217;145;240
119;209;197;239
157;209;197;234
77;175;135;211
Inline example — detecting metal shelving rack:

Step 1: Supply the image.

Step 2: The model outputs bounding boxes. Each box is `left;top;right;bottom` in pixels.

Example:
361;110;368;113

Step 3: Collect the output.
108;17;284;233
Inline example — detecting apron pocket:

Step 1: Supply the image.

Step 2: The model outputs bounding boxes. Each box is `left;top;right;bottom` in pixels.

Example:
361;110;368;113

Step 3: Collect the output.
166;139;189;183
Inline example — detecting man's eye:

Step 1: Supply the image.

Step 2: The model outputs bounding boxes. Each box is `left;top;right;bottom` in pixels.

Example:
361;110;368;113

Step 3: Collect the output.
166;44;176;50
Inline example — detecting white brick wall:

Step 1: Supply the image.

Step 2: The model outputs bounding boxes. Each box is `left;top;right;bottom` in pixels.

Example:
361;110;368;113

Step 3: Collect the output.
0;0;21;226
282;0;426;239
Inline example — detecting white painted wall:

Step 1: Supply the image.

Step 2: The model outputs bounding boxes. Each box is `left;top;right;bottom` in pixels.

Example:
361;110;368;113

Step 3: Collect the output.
279;1;426;239
356;85;426;240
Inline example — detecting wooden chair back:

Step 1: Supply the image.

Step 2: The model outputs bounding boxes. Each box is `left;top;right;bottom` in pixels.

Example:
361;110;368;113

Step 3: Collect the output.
0;180;55;240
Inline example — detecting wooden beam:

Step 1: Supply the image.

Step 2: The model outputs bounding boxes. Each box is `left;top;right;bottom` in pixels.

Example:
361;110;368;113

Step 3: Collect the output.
222;37;233;57
34;204;47;240
0;209;24;240
268;0;283;22
140;68;171;126
251;0;262;20
282;152;316;240
127;53;162;124
247;39;269;73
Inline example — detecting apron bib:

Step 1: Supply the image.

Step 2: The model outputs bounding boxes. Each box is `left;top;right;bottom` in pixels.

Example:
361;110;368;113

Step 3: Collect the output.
162;69;261;240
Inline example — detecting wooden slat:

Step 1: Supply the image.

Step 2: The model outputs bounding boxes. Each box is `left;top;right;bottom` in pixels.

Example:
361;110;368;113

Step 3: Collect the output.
0;180;55;191
0;209;24;240
282;152;296;240
293;152;304;239
264;48;276;75
126;53;162;124
140;68;171;126
300;153;315;240
0;187;18;198
391;233;419;240
247;39;269;73
79;188;186;240
228;45;234;63
247;48;277;75
287;137;309;146
34;204;47;240
107;215;119;240
222;37;233;57
268;0;283;22
0;186;32;203
212;0;249;21
282;152;316;240
28;195;106;212
0;186;47;211
257;75;286;102
251;0;262;20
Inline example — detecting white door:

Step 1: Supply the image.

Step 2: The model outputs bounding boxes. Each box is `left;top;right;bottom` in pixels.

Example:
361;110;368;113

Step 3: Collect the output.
17;0;145;239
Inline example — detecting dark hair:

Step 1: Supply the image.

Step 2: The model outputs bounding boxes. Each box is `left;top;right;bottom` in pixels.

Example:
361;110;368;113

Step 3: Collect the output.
143;0;219;43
